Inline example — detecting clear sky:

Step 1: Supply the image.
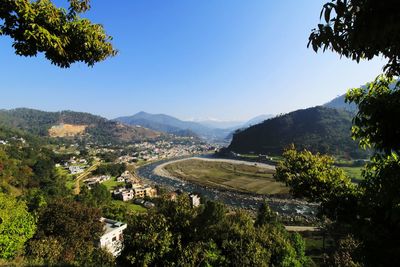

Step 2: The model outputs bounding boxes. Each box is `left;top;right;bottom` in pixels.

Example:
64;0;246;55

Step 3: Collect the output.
0;0;384;121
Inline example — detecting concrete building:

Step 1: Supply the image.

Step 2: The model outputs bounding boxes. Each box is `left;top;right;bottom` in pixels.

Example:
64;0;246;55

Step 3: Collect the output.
99;218;127;256
69;165;85;174
113;188;134;202
189;194;201;208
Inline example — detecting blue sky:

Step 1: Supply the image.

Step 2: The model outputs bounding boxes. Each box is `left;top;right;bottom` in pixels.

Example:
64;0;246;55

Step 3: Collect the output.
0;0;383;121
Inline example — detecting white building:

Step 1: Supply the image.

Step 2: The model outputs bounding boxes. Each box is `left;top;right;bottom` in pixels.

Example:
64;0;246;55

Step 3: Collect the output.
113;188;134;201
99;218;127;256
69;165;85;174
189;194;201;208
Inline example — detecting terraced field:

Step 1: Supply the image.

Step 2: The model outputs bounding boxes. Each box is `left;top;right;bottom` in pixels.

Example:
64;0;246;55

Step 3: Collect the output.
163;158;289;195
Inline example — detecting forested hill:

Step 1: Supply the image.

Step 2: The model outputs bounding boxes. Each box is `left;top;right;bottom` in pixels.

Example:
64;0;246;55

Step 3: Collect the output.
0;108;163;144
323;94;357;113
228;106;368;158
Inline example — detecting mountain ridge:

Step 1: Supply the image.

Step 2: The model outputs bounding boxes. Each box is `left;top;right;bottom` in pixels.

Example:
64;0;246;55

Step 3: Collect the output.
0;108;163;144
227;106;368;158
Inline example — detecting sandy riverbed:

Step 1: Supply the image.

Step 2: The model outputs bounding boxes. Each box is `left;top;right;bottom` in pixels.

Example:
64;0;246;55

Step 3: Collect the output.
153;156;276;179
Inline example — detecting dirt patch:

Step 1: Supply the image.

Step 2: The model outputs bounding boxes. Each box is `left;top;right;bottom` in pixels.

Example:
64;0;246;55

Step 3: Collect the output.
49;123;87;137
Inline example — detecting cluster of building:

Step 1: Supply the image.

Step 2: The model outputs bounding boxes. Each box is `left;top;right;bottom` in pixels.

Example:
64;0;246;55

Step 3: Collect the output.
0;136;26;145
59;157;89;174
128;141;215;162
84;175;111;188
112;184;156;202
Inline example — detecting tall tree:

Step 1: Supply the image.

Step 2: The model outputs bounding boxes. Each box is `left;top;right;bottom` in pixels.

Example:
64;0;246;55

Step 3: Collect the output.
308;0;400;77
0;0;116;67
28;198;106;265
0;192;36;259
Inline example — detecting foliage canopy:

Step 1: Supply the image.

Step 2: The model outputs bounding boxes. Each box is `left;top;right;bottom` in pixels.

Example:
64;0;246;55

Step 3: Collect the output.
0;192;36;259
308;0;400;77
0;0;116;67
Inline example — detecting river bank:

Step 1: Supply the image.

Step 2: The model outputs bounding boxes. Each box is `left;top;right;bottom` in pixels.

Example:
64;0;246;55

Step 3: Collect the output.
137;155;318;219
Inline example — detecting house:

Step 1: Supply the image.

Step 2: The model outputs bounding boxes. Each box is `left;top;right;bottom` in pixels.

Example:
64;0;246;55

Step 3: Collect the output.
118;170;141;184
69;165;85;174
84;175;111;187
99;218;127;256
131;186;145;198
131;184;157;198
189;194;201;208
116;176;125;183
113;188;134;201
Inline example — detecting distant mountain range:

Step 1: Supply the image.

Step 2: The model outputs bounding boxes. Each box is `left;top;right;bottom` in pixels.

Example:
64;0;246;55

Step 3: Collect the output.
0;92;361;156
324;94;357;113
228;106;369;159
114;112;274;143
0;108;164;144
194;119;244;130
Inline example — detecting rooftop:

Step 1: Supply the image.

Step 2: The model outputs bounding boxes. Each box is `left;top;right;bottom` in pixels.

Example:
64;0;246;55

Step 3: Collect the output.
100;217;127;235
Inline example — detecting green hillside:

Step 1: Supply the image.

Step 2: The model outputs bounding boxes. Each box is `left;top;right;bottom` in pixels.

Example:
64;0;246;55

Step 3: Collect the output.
228;106;368;159
0;108;162;144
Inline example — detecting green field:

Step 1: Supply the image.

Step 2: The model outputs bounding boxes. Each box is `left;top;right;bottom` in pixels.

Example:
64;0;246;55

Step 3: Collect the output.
341;166;364;181
111;200;146;213
56;167;76;190
164;159;288;195
102;177;125;191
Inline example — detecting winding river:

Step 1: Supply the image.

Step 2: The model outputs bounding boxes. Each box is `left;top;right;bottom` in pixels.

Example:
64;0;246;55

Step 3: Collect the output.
137;156;318;217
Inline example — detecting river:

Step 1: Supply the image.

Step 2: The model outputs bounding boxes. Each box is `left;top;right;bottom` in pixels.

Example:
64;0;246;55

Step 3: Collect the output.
137;156;318;218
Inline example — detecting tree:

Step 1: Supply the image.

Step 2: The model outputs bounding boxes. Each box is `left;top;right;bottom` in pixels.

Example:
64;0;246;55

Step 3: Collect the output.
274;146;355;203
0;0;116;67
308;0;400;77
76;183;111;208
28;198;106;265
255;200;278;227
346;76;400;154
0;192;36;259
119;197;310;266
118;212;174;266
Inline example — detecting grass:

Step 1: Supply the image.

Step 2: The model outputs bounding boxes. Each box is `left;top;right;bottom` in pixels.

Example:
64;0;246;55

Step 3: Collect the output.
56;167;76;190
111;200;146;213
341;166;364;181
164;159;288;195
102;177;125;191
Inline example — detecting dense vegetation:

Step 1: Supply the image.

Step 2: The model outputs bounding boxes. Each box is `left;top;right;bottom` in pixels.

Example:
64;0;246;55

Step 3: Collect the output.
118;196;310;266
228;106;368;159
0;108;162;144
92;163;126;177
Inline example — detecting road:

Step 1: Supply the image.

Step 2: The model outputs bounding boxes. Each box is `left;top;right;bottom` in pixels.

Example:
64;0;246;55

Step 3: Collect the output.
73;162;100;195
